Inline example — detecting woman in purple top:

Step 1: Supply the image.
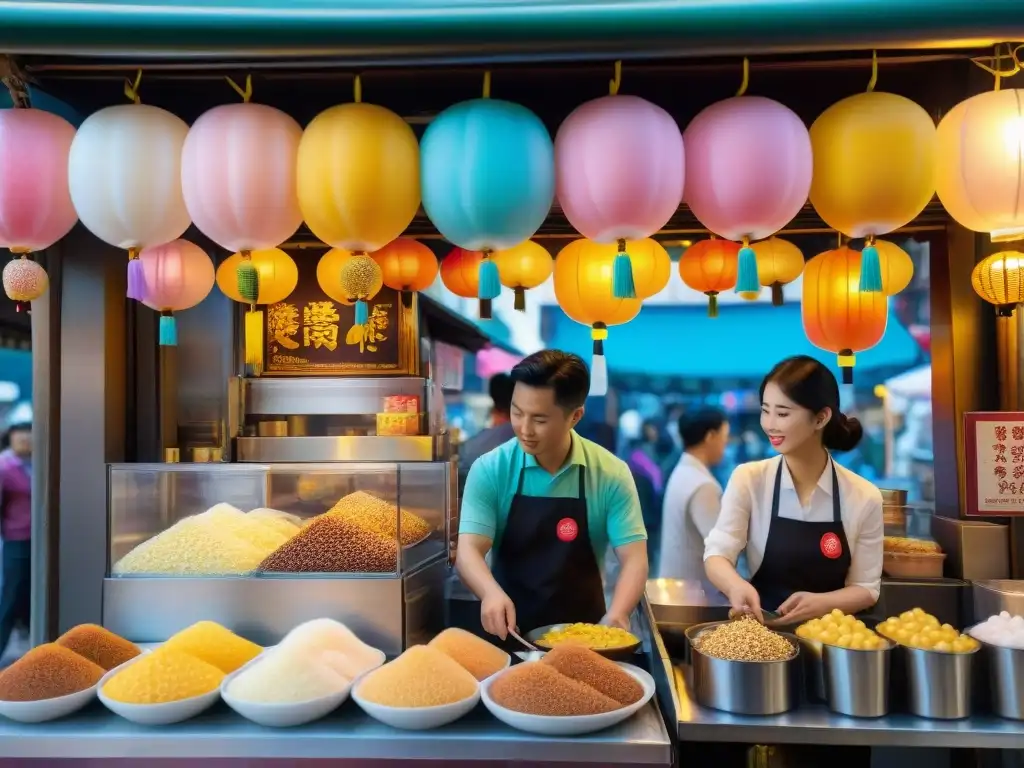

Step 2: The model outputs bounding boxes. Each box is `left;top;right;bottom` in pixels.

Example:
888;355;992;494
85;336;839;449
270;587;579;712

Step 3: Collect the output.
0;420;32;659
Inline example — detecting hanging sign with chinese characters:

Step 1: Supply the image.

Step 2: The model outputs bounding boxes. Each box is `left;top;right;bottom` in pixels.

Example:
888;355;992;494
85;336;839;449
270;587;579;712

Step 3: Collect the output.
263;252;420;375
965;412;1024;515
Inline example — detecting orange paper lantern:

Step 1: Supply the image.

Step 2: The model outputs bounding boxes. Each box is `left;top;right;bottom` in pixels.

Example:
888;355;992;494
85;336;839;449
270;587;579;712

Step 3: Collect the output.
441;247;484;312
372;238;438;307
493;240;553;311
752;237;804;306
802;246;888;383
678;239;740;317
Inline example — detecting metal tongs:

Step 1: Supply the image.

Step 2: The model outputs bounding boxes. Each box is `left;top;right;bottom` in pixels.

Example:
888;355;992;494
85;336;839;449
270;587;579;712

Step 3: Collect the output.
507;626;539;652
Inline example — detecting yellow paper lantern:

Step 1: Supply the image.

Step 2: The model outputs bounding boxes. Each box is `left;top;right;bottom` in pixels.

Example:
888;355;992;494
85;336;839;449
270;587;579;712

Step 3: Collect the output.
317;248;384;324
972;250;1024;316
492;240;553;311
751;237;804;305
554;238;642;396
296;100;420;253
873;239;914;296
936;89;1024;241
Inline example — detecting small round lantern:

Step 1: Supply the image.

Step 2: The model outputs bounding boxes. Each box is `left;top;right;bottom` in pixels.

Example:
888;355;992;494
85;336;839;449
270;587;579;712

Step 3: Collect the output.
372;238;438;307
440;247;484;307
751;237;804;306
810;91;936;292
678;239;741;317
684;97;812;294
139;240;216;346
68;104;191;302
422;93;555;318
972;250;1024;316
492;240;553;311
317;249;384;325
553;238;643;396
802;247;888;383
873;239;915;296
555;94;685;299
2;257;48;312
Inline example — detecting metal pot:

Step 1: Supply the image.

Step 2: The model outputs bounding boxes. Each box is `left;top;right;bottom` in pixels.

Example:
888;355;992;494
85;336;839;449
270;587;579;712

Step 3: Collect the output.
822;641;892;717
903;644;978;720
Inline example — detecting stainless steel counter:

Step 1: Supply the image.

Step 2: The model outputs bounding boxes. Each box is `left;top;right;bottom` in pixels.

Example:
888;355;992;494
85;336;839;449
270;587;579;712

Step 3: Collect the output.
0;700;673;763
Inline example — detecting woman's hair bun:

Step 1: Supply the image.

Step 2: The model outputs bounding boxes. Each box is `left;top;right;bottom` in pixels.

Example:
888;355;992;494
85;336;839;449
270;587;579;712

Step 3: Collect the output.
824;412;863;453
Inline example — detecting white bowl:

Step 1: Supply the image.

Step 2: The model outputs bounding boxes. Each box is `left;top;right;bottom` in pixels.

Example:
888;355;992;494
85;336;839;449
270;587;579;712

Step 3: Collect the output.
97;653;221;725
481;662;655;736
351;682;480;730
0;684;97;724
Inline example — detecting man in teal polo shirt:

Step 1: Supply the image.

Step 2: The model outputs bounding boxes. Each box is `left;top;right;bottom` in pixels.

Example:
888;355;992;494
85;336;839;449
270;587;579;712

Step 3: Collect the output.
456;349;649;647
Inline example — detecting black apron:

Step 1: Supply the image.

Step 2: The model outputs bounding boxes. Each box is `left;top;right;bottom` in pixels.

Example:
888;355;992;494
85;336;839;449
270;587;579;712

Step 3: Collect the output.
491;456;607;652
749;457;852;612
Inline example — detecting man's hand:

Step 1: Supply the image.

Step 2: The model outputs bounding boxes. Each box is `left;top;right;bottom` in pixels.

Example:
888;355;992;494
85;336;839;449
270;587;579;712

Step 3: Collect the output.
777;591;828;625
601;613;632;631
481;588;516;640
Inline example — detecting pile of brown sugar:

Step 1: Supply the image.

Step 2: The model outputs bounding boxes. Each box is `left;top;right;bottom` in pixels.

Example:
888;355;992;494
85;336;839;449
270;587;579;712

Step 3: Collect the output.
326;490;433;547
258;515;399;573
489;662;619;716
541;644;644;705
56;624;141;671
0;644;105;701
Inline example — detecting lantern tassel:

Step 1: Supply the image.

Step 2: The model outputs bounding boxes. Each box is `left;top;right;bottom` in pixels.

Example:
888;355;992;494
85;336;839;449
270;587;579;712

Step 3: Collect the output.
859;243;883;293
771;282;785;306
478;256;501;300
158;311;177;346
839;348;855;385
736;241;759;293
237;255;260;303
590;323;609;397
612;239;636;299
514;287;526;312
479;299;493;320
127;250;146;302
707;292;719;318
400;289;414;309
245;306;264;377
355;299;369;325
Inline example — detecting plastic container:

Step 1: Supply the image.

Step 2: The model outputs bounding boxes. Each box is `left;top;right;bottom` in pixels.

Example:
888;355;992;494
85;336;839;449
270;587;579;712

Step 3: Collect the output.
883;551;946;578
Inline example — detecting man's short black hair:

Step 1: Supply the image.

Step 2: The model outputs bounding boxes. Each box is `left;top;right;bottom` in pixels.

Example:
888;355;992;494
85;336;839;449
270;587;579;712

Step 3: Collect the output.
510;350;589;411
488;373;514;414
679;408;727;449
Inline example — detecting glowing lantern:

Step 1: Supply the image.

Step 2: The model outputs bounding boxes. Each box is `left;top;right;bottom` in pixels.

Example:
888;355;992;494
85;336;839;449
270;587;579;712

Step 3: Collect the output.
809;90;936;292
491;240;552;311
371;238;438;307
217;248;298;374
68;103;190;301
936;88;1024;242
440;247;484;304
971;251;1024;316
0;108;77;308
422;76;555;318
139;240;215;346
317;249;384;316
873;240;915;296
678;239;740;317
751;237;804;306
684;96;812;294
2;257;47;312
553;238;643;396
802;247;888;383
555;72;685;299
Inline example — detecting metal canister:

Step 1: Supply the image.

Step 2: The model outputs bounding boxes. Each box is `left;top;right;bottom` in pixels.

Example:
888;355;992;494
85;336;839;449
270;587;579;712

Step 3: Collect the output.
978;638;1024;720
904;645;978;719
799;638;825;701
822;642;892;717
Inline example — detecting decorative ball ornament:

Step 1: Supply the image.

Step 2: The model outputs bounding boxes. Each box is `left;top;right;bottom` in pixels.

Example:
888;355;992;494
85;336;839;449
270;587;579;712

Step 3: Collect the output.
492;240;553;311
751;237;804;306
139;240;216;346
371;238;438;307
440;247;485;303
936;88;1024;242
2;256;48;312
683;96;813;294
317;249;384;325
802;247;888;383
678;239;741;317
553;238;643;396
971;250;1024;316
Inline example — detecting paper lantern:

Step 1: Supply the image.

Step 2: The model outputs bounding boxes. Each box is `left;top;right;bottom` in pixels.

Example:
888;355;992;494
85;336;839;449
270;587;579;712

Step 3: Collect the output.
68;104;190;301
554;238;643;396
809;91;936;292
679;239;740;317
684;97;812;294
317;249;383;325
139;240;215;346
555;94;684;299
217;248;298;375
372;238;438;307
936;89;1024;242
802;247;888;383
751;237;804;306
492;240;552;311
972;250;1024;316
2;256;48;312
422;95;555;318
440;247;484;306
182;102;302;253
874;239;914;296
297;100;419;253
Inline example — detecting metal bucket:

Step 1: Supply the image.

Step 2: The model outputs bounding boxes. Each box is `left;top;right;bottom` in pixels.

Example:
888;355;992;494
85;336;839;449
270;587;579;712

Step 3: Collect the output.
822;641;892;717
904;645;978;720
978;638;1024;720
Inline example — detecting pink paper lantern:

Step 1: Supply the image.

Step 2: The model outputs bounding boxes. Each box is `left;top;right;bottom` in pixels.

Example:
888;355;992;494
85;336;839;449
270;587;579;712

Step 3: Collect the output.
0;108;77;252
683;96;812;242
139;239;216;346
181;103;303;253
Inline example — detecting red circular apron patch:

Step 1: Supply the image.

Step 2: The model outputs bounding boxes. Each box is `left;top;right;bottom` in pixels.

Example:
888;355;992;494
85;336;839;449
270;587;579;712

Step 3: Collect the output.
556;518;579;542
820;532;843;559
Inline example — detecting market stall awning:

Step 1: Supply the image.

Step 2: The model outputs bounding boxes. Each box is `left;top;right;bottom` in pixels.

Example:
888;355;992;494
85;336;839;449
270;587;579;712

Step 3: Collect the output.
0;0;1019;58
542;303;924;383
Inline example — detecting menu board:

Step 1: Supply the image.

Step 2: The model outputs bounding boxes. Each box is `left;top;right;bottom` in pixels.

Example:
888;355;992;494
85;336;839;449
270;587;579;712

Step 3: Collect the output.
965;411;1024;515
263;252;420;376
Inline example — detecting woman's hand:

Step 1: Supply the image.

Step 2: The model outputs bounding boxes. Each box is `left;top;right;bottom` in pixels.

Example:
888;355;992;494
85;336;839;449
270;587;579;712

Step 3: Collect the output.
726;580;763;623
777;591;829;625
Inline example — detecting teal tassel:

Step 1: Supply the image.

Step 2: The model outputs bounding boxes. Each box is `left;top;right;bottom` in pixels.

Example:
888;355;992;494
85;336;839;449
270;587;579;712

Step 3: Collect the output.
859;244;883;293
159;313;177;346
478;258;501;300
612;252;636;299
355;299;368;325
736;246;759;293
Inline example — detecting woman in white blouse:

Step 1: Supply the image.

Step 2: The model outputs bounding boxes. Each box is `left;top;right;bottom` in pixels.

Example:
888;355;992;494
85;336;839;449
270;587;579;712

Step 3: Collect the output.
704;356;883;625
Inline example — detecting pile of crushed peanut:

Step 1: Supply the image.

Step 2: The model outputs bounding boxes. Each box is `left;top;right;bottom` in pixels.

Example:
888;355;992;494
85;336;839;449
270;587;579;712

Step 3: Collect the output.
693;616;795;662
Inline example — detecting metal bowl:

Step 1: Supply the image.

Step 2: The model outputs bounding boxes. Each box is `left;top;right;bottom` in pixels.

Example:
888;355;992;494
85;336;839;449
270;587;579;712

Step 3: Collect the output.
525;623;642;660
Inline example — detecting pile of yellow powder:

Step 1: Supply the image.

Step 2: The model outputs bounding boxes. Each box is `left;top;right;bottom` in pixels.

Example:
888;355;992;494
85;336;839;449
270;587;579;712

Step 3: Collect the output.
325;491;433;547
102;648;224;705
162;621;263;674
356;645;478;708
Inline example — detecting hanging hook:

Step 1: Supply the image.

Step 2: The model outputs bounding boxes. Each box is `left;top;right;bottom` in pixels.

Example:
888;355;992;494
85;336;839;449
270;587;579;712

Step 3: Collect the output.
970;43;1022;91
735;57;750;97
123;69;143;104
866;50;878;93
226;74;253;103
610;60;622;96
482;71;491;99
